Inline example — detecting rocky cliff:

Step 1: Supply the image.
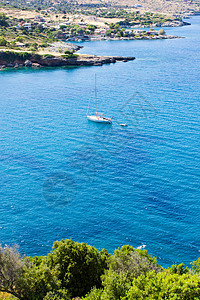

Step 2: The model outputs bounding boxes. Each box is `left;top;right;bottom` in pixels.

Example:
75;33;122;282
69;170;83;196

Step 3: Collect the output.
0;53;135;69
32;55;135;67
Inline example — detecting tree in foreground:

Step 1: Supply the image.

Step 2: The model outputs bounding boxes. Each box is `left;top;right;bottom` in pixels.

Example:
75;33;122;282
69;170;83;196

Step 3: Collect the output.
47;239;109;298
0;245;24;299
84;263;200;300
84;245;162;300
0;245;59;300
1;241;200;300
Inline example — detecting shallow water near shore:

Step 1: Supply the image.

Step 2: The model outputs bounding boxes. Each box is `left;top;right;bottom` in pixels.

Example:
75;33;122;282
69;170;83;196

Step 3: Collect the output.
0;16;200;267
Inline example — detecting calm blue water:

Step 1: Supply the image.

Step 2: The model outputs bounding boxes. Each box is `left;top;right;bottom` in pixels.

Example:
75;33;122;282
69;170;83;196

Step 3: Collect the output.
0;16;199;267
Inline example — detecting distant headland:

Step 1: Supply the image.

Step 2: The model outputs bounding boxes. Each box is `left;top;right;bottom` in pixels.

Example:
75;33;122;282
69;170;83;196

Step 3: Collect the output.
0;2;191;69
0;5;188;54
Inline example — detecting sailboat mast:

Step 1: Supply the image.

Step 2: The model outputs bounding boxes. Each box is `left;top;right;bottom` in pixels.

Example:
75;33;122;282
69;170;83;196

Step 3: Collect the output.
95;74;97;116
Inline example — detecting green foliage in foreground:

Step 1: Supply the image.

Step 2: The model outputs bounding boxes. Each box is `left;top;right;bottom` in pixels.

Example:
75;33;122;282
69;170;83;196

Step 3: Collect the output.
0;293;17;300
84;267;200;300
192;257;200;274
125;271;200;300
47;239;109;297
0;240;200;300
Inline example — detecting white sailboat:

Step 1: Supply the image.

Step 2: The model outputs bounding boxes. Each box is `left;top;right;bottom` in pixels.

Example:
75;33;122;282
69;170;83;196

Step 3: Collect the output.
87;75;112;124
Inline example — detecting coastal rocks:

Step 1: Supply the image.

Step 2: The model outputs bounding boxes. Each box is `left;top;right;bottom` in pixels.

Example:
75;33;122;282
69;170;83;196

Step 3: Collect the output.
0;53;135;69
159;20;190;27
67;55;134;66
30;55;135;67
87;33;182;41
133;20;190;28
0;65;6;70
7;63;15;67
25;60;32;67
127;34;182;40
48;42;83;54
32;62;41;68
113;56;135;61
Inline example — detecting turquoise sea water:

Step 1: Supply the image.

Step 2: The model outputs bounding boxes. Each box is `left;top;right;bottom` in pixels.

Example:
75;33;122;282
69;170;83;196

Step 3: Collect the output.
0;17;199;267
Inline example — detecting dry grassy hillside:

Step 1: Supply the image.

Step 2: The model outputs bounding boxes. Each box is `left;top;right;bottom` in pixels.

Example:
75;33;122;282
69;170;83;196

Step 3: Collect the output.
54;0;200;15
94;0;196;14
0;0;200;16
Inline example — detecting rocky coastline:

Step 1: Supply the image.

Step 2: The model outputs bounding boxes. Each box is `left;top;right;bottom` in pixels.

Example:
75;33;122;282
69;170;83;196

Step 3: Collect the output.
32;54;135;67
48;42;83;53
122;20;191;28
89;34;182;42
0;53;135;69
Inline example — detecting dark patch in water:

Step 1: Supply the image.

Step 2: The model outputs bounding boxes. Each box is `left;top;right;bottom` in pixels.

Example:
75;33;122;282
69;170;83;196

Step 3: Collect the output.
145;190;187;221
0;151;47;174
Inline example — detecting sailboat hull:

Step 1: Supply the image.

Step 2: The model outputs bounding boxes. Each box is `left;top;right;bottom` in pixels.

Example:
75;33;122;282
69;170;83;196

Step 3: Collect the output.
87;115;112;124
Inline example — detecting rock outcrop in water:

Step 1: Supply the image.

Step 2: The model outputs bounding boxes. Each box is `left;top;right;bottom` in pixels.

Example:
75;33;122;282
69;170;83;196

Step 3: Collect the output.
0;53;135;69
32;55;135;67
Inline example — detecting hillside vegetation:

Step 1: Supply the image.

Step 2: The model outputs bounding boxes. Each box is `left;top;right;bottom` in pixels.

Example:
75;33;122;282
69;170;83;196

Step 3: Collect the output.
0;10;182;54
0;0;200;16
0;239;200;300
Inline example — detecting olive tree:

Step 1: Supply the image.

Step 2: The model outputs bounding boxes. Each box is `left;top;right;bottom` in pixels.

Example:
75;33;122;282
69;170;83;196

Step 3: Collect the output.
0;244;24;299
0;245;59;300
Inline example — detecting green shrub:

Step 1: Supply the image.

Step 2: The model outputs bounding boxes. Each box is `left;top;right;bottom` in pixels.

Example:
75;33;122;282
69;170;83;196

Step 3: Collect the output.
64;50;73;55
40;43;49;48
1;241;200;299
101;269;131;299
15;36;24;42
192;257;200;274
29;47;37;52
32;53;42;60
158;29;166;35
43;290;70;300
0;37;8;46
0;50;32;62
0;13;8;27
125;271;200;300
30;42;38;49
43;54;55;58
108;245;162;280
83;287;103;300
169;263;189;275
61;53;78;59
